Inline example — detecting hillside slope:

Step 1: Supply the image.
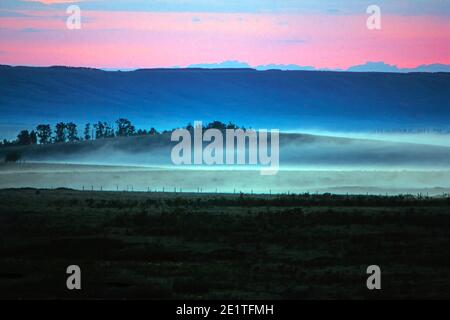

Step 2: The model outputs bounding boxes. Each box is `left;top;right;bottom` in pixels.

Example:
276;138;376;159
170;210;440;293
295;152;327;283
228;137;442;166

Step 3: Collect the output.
1;66;450;134
2;132;450;169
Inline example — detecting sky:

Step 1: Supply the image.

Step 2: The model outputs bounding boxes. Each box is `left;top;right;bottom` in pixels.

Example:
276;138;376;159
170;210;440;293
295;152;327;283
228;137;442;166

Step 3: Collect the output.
0;0;449;69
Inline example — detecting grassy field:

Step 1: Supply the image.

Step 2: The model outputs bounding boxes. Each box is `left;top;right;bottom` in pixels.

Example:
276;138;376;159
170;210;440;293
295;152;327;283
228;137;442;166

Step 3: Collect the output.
0;188;449;299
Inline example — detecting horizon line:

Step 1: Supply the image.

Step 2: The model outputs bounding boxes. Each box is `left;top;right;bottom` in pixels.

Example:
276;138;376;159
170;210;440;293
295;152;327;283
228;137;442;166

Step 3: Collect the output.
2;63;450;74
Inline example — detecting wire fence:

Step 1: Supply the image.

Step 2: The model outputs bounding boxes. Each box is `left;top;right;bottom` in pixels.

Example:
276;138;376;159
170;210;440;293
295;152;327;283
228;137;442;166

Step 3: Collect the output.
66;185;450;198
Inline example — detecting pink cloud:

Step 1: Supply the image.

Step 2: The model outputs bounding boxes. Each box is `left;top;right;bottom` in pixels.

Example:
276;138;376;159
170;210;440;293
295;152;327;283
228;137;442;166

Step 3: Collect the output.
0;10;449;69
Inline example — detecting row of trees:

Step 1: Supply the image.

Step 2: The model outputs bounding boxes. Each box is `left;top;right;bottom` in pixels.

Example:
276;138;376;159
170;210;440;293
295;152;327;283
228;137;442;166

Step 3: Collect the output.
0;120;241;147
1;119;149;147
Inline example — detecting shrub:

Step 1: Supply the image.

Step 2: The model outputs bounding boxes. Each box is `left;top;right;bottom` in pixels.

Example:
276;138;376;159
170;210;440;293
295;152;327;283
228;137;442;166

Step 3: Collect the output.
4;151;21;163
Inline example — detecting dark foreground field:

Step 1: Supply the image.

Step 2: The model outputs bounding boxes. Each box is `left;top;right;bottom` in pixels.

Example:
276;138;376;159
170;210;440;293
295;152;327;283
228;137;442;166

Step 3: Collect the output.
0;189;449;299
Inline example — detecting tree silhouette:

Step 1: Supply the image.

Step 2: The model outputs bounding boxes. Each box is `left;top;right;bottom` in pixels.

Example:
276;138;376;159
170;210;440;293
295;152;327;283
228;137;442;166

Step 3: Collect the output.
104;122;115;138
115;118;135;137
66;122;79;142
93;121;114;139
84;123;91;141
226;121;239;129
29;130;37;145
1;119;243;147
17;130;31;145
1;139;13;147
36;124;52;144
94;121;105;139
54;122;67;143
136;129;148;136
207;121;227;130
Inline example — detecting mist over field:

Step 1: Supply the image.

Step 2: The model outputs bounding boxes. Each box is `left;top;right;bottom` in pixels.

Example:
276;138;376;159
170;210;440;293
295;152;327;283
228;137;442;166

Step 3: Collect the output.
2;162;450;196
291;131;450;148
1;67;450;195
2;0;450;300
2;131;450;195
3;130;450;167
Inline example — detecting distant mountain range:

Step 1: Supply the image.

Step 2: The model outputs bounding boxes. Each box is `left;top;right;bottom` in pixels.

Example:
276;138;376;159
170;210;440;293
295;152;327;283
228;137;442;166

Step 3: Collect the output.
188;60;450;73
188;61;317;71
0;65;449;140
347;62;450;73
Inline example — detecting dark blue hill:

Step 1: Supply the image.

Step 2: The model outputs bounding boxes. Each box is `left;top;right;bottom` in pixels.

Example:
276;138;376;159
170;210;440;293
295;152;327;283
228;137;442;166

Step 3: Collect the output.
0;65;449;133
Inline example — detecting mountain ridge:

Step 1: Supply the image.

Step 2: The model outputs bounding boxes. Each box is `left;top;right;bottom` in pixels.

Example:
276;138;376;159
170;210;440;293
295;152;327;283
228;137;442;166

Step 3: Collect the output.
2;62;450;73
1;65;449;139
186;60;450;73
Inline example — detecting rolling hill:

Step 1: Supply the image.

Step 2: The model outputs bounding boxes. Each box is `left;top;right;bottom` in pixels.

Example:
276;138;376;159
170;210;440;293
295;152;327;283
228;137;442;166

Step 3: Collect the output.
1;65;450;138
2;132;450;170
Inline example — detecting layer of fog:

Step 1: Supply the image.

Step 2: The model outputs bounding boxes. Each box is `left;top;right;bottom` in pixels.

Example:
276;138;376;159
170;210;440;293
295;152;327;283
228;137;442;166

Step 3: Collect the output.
1;163;449;196
2;131;450;194
289;130;450;147
4;131;450;170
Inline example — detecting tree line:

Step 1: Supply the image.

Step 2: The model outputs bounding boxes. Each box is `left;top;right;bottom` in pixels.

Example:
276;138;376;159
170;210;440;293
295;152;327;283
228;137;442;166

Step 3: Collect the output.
0;119;241;148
